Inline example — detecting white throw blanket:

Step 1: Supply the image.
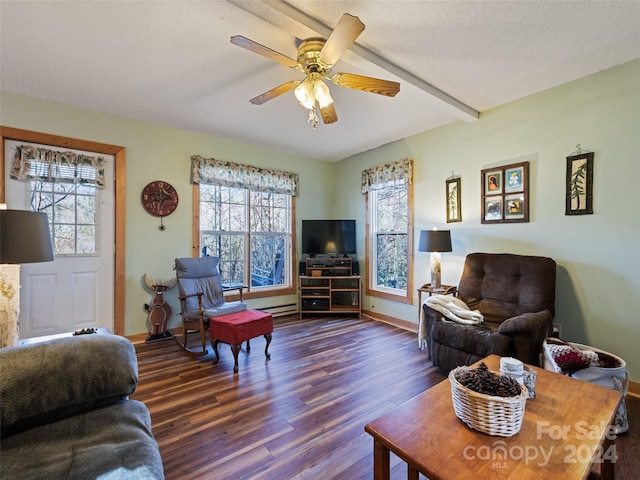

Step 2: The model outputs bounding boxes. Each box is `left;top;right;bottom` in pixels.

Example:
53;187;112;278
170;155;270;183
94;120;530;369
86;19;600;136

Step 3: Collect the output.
418;294;484;349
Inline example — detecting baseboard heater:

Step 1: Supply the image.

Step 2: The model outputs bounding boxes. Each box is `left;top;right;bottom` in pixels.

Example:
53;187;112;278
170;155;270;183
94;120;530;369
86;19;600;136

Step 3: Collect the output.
258;303;298;318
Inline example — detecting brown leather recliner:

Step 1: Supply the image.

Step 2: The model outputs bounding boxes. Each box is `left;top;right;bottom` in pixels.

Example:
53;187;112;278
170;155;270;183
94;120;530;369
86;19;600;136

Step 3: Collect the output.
422;253;556;372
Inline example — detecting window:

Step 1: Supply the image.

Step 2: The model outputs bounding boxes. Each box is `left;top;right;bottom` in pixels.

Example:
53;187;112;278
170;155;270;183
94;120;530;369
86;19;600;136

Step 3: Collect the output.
363;158;413;303
199;184;293;294
11;145;105;256
29;180;98;255
367;183;413;301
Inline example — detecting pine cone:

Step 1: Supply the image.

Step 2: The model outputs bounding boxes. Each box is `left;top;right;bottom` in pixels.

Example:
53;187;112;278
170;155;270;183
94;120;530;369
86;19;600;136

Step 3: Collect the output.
456;362;521;397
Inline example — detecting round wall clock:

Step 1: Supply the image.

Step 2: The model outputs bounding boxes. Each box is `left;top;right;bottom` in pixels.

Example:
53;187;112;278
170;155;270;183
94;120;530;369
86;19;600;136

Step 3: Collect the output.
141;181;179;217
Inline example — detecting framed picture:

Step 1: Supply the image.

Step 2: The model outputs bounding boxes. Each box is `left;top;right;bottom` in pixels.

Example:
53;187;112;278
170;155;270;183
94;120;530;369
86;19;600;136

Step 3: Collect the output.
484;170;503;194
504;164;525;193
481;161;529;224
446;177;462;223
565;152;593;215
504;193;526;220
484;197;503;221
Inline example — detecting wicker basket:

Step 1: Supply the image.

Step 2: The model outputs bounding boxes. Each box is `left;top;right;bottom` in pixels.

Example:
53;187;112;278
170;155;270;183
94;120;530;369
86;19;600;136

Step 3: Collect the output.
449;366;528;437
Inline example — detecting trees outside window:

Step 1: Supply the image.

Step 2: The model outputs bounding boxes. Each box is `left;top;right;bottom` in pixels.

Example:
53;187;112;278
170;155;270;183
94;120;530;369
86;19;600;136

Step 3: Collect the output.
366;183;413;303
29;181;98;255
199;184;292;294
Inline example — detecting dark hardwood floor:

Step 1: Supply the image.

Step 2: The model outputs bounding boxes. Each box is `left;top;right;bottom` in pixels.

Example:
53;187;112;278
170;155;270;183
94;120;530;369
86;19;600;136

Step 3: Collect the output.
130;315;640;480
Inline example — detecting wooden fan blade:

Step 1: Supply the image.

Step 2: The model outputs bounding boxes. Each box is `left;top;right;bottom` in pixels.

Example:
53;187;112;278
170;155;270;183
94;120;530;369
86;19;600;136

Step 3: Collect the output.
230;35;299;68
320;103;338;124
330;72;400;97
249;80;300;105
319;13;365;66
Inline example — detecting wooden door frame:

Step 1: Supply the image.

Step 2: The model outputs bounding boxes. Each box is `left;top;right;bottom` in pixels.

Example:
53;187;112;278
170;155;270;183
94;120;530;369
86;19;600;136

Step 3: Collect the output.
0;126;126;335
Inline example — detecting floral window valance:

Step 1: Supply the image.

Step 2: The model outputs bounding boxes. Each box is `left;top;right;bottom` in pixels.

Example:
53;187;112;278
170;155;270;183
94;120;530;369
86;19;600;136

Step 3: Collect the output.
361;157;413;193
190;155;299;196
10;145;106;188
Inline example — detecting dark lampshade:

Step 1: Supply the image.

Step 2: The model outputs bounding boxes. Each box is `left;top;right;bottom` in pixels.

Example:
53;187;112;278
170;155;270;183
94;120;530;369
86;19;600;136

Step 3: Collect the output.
0;210;54;264
418;229;452;253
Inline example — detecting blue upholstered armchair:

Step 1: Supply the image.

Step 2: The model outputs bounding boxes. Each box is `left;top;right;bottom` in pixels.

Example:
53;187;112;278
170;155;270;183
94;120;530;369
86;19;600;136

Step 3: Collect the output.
174;257;246;356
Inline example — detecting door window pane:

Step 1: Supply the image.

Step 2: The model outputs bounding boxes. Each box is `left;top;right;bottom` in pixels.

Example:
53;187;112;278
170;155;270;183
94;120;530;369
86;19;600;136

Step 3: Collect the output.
29;180;98;255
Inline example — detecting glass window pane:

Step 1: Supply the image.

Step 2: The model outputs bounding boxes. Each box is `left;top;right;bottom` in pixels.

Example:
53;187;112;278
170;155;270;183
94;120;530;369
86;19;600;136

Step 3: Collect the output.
77;225;96;254
201;233;245;284
250;192;287;233
76;195;96;224
271;207;287;231
29;180;52;193
218;202;230;231
29;189;53;214
54;193;76;224
220;235;245;284
228;187;245;204
251;234;286;286
375;233;408;289
228;204;245;231
53;183;76;194
54;224;75;254
76;184;96;196
376;234;396;287
200;184;217;202
249;191;264;206
200;202;216;230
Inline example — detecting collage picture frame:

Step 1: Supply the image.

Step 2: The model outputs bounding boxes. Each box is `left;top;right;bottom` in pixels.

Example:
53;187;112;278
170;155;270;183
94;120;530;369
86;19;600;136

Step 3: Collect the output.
481;161;529;224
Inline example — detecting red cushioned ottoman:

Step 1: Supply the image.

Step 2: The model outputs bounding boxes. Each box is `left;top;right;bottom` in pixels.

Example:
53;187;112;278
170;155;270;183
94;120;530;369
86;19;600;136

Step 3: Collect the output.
209;309;273;373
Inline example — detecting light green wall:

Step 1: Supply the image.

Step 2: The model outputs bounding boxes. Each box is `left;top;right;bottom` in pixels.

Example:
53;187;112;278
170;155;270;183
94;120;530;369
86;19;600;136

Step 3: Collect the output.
1;92;334;335
334;59;640;381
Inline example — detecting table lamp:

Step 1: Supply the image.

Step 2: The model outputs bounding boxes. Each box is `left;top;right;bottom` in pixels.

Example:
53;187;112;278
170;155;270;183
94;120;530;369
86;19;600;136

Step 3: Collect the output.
0;209;54;347
418;229;452;291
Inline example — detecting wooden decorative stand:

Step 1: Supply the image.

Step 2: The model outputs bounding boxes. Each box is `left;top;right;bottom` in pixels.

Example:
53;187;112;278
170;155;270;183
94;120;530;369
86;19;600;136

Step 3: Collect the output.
143;275;176;342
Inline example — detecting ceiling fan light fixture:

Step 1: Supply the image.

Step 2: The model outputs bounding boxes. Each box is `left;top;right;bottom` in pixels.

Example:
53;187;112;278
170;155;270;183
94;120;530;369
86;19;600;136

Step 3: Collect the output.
232;13;397;128
313;79;334;108
294;78;315;110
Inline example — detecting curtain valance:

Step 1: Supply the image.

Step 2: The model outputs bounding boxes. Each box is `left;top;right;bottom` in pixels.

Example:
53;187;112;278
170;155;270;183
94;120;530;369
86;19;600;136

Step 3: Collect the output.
190;155;299;196
361;157;413;193
10;145;106;188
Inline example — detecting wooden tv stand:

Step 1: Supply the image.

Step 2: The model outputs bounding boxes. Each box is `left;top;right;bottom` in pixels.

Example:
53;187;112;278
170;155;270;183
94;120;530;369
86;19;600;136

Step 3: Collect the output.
299;258;361;319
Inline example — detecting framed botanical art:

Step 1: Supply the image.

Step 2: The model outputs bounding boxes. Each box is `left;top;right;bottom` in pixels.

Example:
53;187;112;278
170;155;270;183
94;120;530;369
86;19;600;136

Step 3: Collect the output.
481;161;529;224
565;151;593;215
446;177;462;223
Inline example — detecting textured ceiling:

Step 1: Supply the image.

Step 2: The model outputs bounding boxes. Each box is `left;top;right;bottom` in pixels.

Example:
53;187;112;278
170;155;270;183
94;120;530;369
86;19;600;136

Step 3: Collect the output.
1;0;639;162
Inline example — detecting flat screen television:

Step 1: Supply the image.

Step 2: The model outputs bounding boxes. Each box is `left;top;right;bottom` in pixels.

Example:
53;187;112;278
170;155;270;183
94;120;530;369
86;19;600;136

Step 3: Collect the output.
302;219;356;255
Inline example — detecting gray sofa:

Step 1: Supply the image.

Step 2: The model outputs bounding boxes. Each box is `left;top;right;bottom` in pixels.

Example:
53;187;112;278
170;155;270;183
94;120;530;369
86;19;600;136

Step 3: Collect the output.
0;334;164;479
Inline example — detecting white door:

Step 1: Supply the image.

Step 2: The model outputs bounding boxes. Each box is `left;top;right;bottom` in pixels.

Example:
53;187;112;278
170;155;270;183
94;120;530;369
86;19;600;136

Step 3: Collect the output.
4;140;114;338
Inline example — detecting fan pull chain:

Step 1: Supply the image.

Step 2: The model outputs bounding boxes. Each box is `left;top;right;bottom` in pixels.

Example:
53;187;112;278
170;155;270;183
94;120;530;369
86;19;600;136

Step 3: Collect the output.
308;108;319;129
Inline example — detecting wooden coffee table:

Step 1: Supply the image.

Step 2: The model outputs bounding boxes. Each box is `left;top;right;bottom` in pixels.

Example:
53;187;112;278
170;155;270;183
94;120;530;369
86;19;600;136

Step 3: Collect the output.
365;354;622;480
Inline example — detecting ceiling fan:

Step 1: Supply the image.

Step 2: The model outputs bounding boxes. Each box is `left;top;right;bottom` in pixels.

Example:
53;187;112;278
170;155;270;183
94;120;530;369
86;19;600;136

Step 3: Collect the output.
230;13;400;128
